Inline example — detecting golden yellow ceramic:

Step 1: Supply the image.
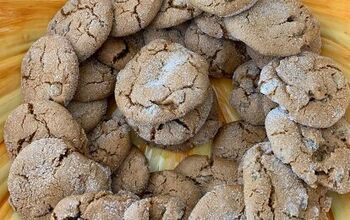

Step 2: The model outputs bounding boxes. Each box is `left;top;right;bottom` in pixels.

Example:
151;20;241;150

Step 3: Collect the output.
0;0;349;219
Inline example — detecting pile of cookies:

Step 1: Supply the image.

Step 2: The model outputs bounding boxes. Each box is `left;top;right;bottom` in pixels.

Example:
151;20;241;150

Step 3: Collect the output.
3;0;350;219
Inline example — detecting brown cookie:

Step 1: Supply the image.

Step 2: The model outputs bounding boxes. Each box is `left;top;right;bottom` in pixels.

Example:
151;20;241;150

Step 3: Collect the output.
224;0;320;56
194;13;230;39
67;99;108;132
259;52;350;128
212;121;267;162
74;58;116;102
115;39;210;125
266;108;350;193
48;0;113;61
112;147;150;195
4;101;87;159
175;155;240;193
230;61;278;125
51;191;138;220
8;138;111;220
189;185;245;220
21;35;79;106
242;142;332;220
143;22;189;45
185;23;244;78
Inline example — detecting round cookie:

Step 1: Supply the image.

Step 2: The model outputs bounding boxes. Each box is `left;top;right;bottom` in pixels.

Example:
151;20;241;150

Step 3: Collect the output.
175;155;240;193
190;0;258;17
230;61;278;125
67;99;108;132
51;191;139;220
124;195;186;220
242;142;332;220
185;23;244;78
189;185;245;220
96;34;145;71
259;52;350;128
87;111;131;171
111;0;163;37
74;58;116;102
212;121;266;162
224;0;320;56
112;147;150;195
194;13;230;39
266;108;350;193
48;0;113;61
8;138;111;220
4;101;87;159
115;39;210;125
143;22;189;45
150;0;202;29
21;35;79;106
145;170;202;219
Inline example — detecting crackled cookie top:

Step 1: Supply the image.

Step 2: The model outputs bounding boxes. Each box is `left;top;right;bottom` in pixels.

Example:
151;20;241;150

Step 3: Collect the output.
143;22;189;45
4;101;87;159
212;121;266;162
111;0;163;37
48;0;113;61
230;61;277;125
21;35;79;106
224;0;320;56
190;0;258;17
194;13;230;39
185;23;244;78
115;39;210;125
124;195;186;220
259;52;350;128
266;108;350;193
112;147;150;195
8;138;111;220
150;0;202;29
189;185;245;220
243;142;332;220
74;58;116;102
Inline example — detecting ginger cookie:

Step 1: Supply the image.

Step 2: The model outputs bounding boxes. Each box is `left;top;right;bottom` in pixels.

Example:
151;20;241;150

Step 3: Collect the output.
143;22;189;45
194;13;230;39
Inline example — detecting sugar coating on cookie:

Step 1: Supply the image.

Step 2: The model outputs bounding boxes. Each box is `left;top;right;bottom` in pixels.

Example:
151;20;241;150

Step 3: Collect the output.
185;23;244;78
74;58;116;102
143;22;189;45
242;142;331;220
266;108;350;193
194;13;230;39
189;184;245;220
224;0;320;56
260;52;350;128
48;0;113;61
111;0;163;37
21;35;79;106
4;101;87;159
115;39;210;125
212;121;266;162
8;138;111;219
230;61;278;125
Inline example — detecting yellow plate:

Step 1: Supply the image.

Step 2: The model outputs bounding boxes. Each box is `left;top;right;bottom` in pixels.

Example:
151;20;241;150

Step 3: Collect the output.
0;0;349;219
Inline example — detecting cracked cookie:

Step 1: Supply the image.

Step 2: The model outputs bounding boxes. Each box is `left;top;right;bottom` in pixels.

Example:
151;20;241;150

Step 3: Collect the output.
194;13;230;39
242;142;332;220
48;0;113;61
115;39;210;125
185;23;244;78
67;99;108;132
212;121;266;162
224;0;320;56
8;138;111;220
21;35;79;106
74;58;116;102
230;61;278;125
112;147;150;195
111;0;163;37
124;195;186;220
51;191;138;220
189;184;245;220
175;155;239;193
143;22;189;45
266;108;350;193
4;101;87;159
259;52;350;128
